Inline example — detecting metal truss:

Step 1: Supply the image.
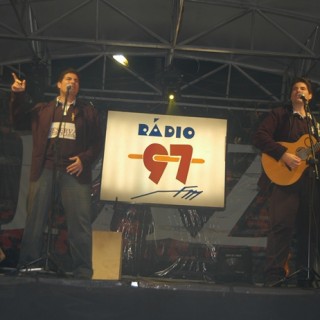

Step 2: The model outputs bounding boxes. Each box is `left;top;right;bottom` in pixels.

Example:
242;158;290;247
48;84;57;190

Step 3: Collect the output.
0;0;320;112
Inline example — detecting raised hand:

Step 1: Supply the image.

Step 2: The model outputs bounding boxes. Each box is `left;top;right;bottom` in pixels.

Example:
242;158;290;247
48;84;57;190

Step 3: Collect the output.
11;72;26;92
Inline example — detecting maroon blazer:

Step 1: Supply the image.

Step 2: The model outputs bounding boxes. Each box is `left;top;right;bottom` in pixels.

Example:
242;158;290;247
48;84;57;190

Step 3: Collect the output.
252;105;310;161
10;92;103;184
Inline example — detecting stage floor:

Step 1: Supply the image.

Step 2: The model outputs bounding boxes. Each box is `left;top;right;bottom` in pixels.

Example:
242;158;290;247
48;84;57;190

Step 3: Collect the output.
1;271;320;320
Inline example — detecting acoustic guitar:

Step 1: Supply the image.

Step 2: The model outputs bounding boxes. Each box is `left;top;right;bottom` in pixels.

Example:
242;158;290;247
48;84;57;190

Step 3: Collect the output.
261;134;320;186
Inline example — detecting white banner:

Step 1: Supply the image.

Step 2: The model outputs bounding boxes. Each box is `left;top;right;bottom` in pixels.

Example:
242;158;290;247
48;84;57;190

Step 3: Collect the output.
100;111;227;208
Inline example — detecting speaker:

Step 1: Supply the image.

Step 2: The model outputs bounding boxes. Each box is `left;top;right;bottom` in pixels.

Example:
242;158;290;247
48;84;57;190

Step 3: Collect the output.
215;246;252;283
92;231;123;280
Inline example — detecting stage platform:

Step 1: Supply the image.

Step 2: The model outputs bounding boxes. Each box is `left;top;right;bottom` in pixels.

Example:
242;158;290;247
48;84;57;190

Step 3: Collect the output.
1;272;320;320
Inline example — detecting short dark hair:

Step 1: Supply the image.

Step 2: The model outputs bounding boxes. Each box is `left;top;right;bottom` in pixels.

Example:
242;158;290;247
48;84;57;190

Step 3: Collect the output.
291;77;313;94
57;68;80;82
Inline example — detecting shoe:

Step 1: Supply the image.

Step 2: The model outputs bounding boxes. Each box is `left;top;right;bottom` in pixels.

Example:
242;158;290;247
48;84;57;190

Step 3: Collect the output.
72;266;93;279
296;269;315;288
73;273;92;280
297;279;313;288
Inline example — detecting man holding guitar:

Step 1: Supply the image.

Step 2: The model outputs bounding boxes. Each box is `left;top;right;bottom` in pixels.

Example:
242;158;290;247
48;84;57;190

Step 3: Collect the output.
253;77;320;287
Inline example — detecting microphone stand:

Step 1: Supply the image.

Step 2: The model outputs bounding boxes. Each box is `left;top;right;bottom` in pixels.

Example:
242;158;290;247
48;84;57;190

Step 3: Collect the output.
18;86;71;276
42;86;72;274
275;97;320;288
303;99;320;286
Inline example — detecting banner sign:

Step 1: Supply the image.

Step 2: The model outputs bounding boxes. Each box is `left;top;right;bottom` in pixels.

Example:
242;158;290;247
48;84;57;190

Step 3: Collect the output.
100;111;227;208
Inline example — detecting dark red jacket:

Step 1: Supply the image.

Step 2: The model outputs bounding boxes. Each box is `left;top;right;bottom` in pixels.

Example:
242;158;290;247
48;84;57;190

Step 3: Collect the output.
10;92;103;184
253;105;311;161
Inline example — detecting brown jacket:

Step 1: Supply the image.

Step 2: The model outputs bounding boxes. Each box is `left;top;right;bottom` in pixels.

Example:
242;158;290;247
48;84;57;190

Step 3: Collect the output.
10;92;103;184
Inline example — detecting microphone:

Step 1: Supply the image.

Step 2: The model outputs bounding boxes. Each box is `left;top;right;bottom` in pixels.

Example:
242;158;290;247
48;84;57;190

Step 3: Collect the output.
298;93;307;102
66;84;72;91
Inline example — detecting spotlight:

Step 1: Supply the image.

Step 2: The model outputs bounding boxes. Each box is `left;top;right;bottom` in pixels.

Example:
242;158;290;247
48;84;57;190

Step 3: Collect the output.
166;87;179;101
162;67;182;102
168;93;175;101
112;54;129;67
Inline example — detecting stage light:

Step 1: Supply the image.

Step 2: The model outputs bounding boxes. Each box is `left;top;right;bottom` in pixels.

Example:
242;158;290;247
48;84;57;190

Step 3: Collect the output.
161;67;182;102
168;93;175;101
167;88;179;102
112;54;129;67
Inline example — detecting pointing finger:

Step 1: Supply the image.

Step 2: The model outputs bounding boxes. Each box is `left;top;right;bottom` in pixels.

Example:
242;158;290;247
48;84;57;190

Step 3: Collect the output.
12;72;23;85
12;72;19;81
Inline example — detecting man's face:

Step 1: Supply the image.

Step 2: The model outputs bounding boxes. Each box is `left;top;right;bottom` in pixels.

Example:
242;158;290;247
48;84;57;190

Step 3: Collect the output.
57;72;79;97
291;81;312;104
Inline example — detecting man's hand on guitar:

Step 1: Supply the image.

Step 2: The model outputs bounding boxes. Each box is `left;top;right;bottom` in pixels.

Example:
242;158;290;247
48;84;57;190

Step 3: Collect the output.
261;134;315;185
281;152;301;169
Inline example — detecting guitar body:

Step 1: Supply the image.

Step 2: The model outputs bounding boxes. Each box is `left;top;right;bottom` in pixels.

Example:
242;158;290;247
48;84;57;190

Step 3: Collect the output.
261;134;317;186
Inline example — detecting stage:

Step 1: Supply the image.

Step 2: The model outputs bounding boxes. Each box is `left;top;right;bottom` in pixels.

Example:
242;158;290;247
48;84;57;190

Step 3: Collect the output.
1;127;320;319
1;272;320;320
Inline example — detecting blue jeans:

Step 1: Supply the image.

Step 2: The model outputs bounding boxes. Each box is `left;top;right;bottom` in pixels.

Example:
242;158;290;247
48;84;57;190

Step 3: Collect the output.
19;168;93;278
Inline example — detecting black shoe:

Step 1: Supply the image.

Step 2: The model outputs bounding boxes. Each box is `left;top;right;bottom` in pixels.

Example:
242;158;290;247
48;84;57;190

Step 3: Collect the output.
297;280;311;288
296;269;315;288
